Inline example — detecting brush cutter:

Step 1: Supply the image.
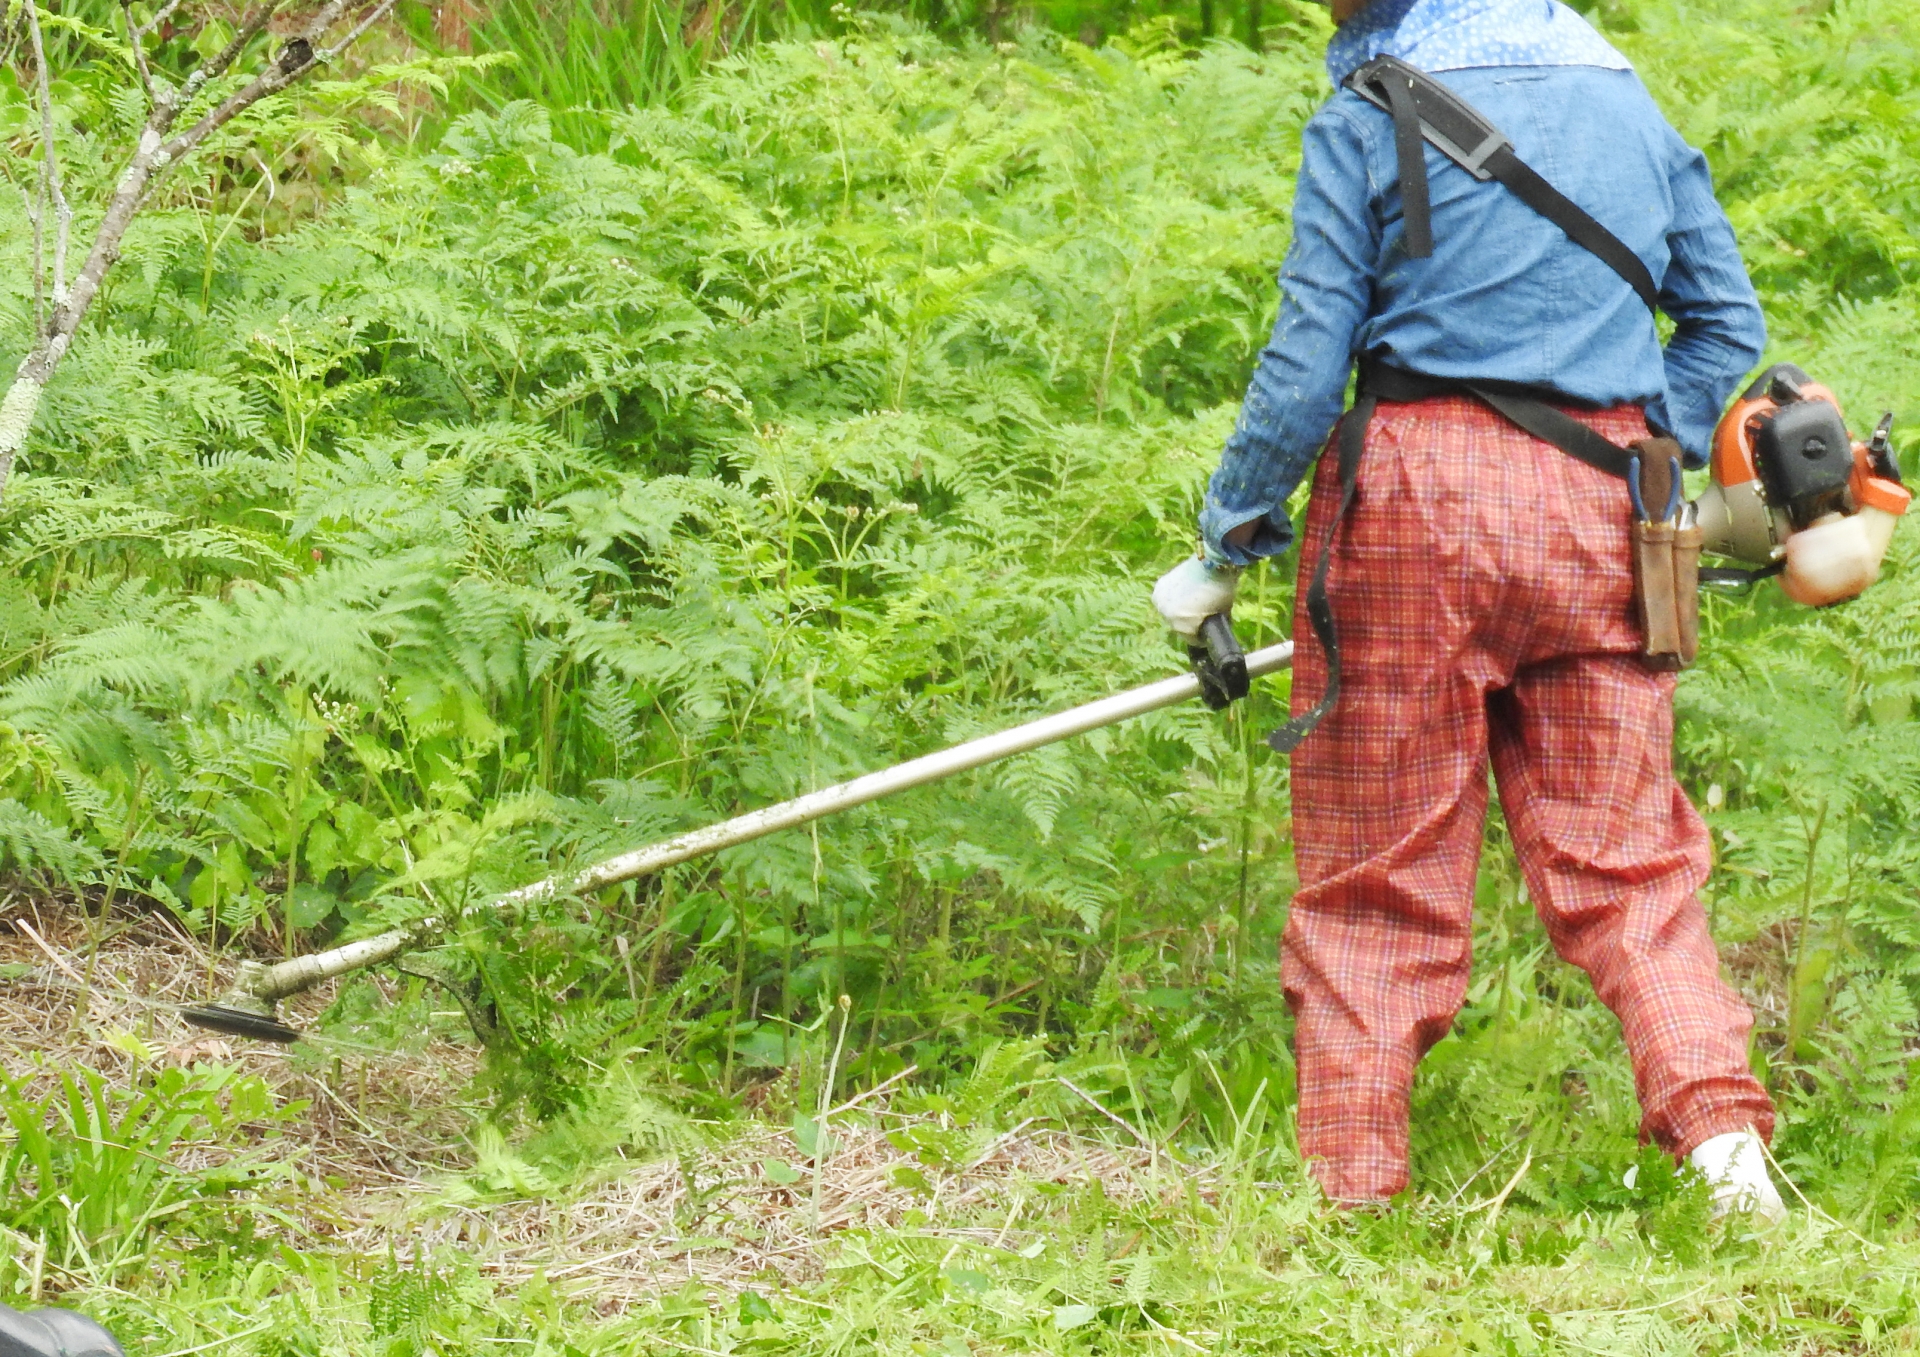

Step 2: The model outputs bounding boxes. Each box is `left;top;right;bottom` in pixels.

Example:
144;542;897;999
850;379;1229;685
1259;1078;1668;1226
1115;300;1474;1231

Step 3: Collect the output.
1695;362;1909;601
181;618;1290;1043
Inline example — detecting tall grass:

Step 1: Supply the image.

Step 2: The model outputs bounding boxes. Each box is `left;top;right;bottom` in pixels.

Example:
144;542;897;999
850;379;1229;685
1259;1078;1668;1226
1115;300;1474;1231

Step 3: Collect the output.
459;0;780;130
445;0;1319;132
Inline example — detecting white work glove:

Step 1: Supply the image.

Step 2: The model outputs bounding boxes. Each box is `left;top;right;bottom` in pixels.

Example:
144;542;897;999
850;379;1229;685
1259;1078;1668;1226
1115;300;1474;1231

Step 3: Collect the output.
1151;557;1239;640
1688;1131;1785;1223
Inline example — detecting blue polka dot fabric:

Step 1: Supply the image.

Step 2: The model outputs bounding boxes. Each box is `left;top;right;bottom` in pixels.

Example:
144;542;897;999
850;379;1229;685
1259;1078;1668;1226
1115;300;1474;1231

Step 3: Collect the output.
1325;0;1631;88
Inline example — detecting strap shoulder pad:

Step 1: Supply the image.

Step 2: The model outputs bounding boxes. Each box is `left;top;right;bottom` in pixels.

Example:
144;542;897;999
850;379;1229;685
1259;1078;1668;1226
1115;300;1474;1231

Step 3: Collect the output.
1346;55;1511;181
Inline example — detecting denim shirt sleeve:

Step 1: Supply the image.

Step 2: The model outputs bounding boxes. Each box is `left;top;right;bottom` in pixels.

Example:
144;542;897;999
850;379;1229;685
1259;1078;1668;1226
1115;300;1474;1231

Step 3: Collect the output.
1199;106;1379;567
1653;134;1767;459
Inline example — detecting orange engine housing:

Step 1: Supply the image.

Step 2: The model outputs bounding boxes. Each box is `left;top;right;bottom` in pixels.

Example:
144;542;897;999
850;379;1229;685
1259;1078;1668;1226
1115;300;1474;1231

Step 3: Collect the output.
1710;373;1909;518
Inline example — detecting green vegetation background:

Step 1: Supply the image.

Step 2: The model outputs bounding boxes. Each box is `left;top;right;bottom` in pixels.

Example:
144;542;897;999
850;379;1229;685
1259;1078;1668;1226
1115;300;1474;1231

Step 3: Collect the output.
2;0;1920;1350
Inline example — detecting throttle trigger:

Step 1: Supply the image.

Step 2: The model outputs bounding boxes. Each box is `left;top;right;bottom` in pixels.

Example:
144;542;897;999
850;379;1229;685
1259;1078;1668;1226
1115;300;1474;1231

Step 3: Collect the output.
1189;613;1249;710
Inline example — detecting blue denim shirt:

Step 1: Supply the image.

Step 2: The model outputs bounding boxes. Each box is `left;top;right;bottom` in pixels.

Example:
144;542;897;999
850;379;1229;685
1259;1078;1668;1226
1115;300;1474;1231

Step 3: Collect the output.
1200;65;1767;566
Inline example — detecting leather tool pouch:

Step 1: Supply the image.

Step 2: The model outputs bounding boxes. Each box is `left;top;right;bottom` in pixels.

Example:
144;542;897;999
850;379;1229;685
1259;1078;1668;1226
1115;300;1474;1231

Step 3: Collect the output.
1633;519;1684;671
1672;519;1702;666
1628;439;1693;672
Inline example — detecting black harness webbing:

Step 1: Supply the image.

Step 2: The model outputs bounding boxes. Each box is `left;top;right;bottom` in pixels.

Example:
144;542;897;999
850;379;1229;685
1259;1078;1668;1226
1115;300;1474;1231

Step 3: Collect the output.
1346;55;1660;313
1270;387;1374;752
1268;60;1667;755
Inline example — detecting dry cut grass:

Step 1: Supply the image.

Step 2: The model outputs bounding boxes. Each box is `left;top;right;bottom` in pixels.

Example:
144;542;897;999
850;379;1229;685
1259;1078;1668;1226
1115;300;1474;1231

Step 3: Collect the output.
0;898;1213;1312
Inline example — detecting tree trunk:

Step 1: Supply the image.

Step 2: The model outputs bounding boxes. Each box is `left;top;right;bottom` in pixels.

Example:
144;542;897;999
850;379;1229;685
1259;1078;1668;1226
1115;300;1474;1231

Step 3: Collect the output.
0;374;46;495
436;0;481;51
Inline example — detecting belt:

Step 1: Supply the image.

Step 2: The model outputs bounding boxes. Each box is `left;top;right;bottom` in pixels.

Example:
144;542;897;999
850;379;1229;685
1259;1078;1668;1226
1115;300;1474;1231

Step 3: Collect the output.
1267;361;1665;755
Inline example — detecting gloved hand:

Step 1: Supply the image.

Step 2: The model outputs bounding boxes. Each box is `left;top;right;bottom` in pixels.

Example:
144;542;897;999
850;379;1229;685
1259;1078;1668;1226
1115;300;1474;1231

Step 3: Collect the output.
1151;557;1239;640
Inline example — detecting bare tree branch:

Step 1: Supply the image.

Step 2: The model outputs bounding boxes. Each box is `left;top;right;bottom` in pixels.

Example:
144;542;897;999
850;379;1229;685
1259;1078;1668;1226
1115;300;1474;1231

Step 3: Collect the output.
119;0;177;103
21;182;44;335
132;0;186;40
323;0;399;61
181;0;277;98
161;0;394;161
125;0;190;105
0;0;402;500
124;14;157;101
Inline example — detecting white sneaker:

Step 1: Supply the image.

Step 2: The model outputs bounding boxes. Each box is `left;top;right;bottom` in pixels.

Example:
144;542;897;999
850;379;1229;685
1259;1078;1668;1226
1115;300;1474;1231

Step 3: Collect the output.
1688;1131;1786;1223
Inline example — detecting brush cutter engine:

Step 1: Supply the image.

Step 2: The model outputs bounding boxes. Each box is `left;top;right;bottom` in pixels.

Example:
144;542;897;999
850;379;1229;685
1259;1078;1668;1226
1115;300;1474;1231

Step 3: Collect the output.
1694;363;1909;603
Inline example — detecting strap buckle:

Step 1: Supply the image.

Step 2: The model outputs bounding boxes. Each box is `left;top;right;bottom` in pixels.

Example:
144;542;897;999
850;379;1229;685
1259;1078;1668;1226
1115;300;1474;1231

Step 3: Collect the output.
1454;131;1509;181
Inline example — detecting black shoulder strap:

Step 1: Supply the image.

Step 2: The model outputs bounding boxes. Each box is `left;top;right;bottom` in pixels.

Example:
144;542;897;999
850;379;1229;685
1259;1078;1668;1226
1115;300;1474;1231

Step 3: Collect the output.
1267;392;1372;755
1346;55;1660;314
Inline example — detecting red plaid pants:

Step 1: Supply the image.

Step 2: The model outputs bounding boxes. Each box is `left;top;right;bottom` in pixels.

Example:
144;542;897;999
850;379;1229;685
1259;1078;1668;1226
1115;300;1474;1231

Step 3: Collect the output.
1285;394;1774;1203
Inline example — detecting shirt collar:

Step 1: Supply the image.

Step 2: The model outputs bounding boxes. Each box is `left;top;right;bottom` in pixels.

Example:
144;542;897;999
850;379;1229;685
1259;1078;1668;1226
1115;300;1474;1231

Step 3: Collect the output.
1325;0;1632;88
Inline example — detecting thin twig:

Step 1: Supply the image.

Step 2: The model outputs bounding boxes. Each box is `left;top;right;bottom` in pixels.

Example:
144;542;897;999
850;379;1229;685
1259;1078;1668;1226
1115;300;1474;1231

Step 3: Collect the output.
131;0;187;40
122;0;185;102
16;919;89;990
1564;1281;1713;1319
1141;1314;1210;1353
320;0;399;60
823;1062;917;1119
1755;1130;1881;1250
961;1115;1044;1172
152;1323;278;1357
23;1;70;308
1478;1147;1532;1230
126;26;154;104
180;1;278;98
1461;1148;1534;1283
248;148;278;217
1443;1133;1531;1208
22;180;45;333
1057;1076;1155;1151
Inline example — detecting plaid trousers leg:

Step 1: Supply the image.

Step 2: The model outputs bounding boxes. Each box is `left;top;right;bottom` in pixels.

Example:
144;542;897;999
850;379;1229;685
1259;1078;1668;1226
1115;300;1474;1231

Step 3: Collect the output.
1488;659;1775;1155
1284;669;1490;1202
1282;408;1495;1204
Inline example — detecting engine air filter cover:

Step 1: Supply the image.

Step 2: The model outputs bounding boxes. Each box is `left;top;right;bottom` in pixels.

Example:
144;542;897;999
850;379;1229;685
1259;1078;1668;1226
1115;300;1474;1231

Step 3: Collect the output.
1754;398;1854;529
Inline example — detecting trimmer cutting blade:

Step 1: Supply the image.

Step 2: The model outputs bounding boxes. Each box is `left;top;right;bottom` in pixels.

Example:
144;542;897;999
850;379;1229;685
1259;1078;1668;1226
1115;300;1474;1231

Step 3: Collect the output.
179;1003;301;1044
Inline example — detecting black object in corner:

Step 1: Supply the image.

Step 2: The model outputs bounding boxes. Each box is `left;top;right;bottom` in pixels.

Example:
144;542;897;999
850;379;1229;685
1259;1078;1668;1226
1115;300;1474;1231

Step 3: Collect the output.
0;1303;124;1357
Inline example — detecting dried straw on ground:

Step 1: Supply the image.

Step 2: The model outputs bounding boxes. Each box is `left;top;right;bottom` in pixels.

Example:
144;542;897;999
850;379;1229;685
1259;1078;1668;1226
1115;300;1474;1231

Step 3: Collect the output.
350;1116;1199;1309
0;895;478;1185
0;899;1203;1309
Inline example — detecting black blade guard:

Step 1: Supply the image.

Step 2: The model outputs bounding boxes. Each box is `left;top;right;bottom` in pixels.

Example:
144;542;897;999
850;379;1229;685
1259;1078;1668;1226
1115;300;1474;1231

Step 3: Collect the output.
179;1003;302;1044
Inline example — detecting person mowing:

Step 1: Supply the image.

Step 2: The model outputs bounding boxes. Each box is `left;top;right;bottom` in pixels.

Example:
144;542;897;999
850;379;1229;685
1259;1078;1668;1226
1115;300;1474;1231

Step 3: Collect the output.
1152;0;1784;1215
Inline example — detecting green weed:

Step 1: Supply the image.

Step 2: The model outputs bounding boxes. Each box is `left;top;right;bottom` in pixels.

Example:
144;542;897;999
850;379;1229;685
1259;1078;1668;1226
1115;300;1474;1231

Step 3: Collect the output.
0;1058;303;1289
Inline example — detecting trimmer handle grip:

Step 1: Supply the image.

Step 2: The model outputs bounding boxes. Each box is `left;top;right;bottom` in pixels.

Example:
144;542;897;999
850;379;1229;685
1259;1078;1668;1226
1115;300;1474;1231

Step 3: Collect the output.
1188;612;1249;710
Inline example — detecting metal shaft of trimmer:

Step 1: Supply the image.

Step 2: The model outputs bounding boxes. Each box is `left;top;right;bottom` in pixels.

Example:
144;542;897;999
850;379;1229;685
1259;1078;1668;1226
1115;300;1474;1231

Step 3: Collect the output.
190;641;1294;1036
